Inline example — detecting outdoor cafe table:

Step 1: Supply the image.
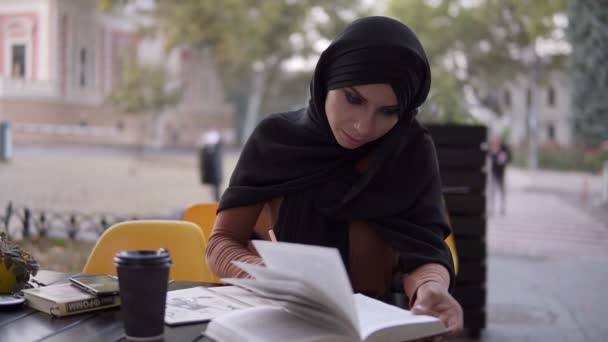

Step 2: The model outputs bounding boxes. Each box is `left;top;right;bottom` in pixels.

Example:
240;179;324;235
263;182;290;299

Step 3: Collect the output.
0;270;215;341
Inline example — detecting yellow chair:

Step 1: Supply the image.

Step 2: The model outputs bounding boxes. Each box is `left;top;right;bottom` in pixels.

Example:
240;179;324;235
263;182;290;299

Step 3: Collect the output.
182;202;219;241
82;220;216;283
183;202;272;240
183;202;273;283
445;234;459;275
441;196;459;275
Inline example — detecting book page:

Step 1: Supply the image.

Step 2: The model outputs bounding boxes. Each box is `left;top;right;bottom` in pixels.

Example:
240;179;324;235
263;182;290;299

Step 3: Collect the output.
205;306;354;342
232;260;298;282
283;300;359;340
222;277;326;311
251;241;359;333
164;287;249;325
354;294;445;342
229;262;346;318
207;285;280;308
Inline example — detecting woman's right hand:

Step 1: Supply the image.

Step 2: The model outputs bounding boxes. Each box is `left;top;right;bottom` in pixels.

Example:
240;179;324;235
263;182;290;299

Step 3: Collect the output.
411;281;463;337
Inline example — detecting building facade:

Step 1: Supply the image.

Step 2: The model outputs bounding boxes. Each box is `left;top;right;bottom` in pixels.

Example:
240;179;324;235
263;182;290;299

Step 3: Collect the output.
0;0;234;147
498;71;573;147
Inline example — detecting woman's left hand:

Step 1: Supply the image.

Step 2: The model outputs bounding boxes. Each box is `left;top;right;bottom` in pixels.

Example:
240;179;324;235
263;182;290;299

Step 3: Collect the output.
411;281;463;337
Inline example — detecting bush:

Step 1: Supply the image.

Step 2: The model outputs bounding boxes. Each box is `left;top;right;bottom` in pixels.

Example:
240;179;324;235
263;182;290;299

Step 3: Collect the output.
512;145;608;173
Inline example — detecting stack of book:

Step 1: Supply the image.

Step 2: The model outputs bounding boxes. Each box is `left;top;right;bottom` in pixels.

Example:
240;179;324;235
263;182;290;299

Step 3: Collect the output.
22;283;120;317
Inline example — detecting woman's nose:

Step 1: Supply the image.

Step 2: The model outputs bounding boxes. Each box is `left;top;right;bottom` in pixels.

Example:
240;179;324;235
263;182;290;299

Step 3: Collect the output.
353;114;373;135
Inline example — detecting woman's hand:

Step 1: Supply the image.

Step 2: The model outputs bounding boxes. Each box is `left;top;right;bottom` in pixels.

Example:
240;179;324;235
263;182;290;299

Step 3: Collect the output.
411;281;463;337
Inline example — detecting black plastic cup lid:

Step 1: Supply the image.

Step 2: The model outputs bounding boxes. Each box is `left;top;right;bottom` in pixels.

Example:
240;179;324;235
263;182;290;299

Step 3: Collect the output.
114;249;172;266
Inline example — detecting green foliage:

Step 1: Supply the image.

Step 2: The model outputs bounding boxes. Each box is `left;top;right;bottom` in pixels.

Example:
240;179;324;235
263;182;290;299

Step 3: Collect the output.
512;145;608;173
418;65;476;124
0;232;39;293
100;0;368;118
260;70;311;115
105;57;180;114
387;0;567;123
567;0;608;148
150;0;365;71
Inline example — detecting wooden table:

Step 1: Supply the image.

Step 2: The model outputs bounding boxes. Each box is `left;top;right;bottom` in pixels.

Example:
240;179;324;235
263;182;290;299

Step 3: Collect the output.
0;271;214;341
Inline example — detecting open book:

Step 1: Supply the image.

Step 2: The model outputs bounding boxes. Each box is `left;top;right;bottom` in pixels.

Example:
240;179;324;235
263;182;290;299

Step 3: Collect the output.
164;285;279;325
205;241;445;342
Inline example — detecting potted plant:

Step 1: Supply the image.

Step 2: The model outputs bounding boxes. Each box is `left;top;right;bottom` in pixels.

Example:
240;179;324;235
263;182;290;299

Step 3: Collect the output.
0;232;39;294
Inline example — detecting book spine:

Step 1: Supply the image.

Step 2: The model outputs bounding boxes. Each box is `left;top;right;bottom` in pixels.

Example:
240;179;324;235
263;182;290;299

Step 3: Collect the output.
52;296;121;317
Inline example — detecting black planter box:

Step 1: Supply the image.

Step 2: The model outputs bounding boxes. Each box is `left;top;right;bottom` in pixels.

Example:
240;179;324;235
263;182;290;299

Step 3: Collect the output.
428;124;488;339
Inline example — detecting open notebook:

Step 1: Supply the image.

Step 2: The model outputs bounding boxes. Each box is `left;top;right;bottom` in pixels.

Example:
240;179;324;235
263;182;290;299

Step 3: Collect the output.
205;241;445;342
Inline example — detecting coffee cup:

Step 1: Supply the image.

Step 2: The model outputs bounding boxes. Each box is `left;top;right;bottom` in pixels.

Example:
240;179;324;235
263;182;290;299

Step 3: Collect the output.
114;249;172;341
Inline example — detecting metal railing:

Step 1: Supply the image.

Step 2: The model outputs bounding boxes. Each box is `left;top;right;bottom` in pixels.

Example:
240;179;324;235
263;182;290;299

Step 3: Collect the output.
0;202;141;241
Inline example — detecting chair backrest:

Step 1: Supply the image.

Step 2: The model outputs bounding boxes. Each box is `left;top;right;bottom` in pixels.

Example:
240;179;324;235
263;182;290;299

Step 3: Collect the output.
441;196;459;274
182;202;219;241
445;234;458;274
82;220;216;283
183;202;272;239
182;202;273;284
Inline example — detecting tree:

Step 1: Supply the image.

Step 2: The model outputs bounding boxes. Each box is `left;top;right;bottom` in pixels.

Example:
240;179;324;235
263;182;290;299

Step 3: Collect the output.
106;56;181;149
101;0;369;142
567;0;608;148
387;0;567;123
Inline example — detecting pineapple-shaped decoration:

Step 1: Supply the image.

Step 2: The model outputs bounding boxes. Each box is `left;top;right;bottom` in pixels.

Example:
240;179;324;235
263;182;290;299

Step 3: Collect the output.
0;232;39;294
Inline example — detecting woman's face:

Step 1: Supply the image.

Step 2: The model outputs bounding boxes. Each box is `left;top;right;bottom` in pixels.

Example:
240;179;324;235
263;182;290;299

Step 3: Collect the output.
325;83;400;149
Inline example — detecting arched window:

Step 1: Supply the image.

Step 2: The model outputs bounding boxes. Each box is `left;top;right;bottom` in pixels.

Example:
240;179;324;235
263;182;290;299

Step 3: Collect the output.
11;45;26;78
4;17;34;79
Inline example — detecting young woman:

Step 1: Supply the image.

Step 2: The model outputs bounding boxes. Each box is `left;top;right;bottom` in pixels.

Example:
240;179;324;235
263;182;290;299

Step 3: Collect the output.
206;16;463;336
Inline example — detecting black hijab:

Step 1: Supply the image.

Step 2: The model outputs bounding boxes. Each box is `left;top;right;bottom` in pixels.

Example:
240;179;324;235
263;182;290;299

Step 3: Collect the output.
219;16;454;287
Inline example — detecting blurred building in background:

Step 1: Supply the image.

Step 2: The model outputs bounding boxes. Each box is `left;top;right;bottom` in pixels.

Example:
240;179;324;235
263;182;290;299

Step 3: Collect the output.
0;0;234;148
499;70;573;147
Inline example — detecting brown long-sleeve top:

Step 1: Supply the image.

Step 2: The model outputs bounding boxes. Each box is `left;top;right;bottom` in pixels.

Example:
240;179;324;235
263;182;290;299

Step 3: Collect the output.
206;196;450;303
206;152;450;304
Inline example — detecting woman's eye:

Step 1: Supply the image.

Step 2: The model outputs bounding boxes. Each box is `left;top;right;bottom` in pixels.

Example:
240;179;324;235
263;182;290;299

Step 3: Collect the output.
381;107;400;116
344;91;363;105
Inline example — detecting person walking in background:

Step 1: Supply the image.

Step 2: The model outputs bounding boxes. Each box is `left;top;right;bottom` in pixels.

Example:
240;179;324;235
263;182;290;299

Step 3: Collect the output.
205;16;463;336
489;133;511;215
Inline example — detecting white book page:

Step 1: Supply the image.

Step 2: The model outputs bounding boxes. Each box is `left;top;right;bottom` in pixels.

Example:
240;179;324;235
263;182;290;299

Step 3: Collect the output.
231;261;351;323
252;240;359;332
354;294;445;342
232;261;298;282
205;306;353;342
164;287;248;325
283;300;360;340
207;285;281;308
222;277;327;311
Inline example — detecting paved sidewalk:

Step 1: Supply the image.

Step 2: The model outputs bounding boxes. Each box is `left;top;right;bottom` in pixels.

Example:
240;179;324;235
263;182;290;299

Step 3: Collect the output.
458;188;608;341
477;254;608;341
508;167;604;197
506;166;608;231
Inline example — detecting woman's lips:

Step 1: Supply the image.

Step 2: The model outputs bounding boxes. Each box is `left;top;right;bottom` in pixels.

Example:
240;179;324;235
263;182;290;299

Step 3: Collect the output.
342;129;365;146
